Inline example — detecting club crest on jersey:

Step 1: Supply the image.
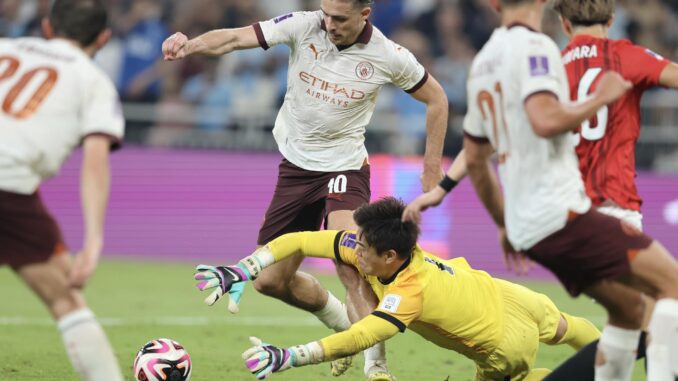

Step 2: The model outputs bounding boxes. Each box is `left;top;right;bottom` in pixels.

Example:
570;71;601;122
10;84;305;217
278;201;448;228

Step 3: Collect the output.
381;294;402;313
529;56;549;76
355;61;374;80
341;233;357;249
273;13;293;24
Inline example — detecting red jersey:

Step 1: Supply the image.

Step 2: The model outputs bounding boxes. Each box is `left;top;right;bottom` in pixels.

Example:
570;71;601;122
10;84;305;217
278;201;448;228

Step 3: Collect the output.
562;35;670;211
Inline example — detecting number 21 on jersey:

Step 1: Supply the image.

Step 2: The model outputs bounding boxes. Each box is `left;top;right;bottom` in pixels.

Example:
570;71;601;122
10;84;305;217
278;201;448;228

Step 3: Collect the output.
0;55;58;119
477;82;510;163
573;67;608;145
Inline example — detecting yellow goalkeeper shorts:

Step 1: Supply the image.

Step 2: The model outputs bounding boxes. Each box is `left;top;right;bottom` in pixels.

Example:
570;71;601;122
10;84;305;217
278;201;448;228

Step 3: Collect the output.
475;279;561;381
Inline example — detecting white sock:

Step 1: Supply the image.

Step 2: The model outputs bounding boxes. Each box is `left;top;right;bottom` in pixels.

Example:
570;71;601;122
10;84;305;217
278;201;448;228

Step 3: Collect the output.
594;325;640;381
647;298;678;381
364;342;388;375
313;291;351;332
58;308;123;381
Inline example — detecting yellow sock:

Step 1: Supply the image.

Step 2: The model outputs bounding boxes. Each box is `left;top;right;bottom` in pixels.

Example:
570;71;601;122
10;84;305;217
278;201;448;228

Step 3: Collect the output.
524;368;550;381
557;312;601;350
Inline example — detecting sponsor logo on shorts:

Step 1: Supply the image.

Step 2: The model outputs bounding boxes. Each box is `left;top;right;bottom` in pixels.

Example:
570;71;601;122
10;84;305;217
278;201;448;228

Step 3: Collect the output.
355;61;374;80
341;233;357;249
381;294;401;313
529;56;549;76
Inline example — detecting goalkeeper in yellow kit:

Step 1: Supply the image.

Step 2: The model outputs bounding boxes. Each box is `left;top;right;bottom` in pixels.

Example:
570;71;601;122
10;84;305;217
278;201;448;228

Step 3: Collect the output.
195;197;600;380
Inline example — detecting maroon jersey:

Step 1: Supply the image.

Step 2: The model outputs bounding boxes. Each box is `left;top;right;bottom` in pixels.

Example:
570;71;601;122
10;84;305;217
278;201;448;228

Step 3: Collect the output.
562;35;670;211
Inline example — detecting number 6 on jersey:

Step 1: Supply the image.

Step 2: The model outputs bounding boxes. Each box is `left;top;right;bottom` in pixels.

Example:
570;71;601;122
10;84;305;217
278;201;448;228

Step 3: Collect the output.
573;67;608;145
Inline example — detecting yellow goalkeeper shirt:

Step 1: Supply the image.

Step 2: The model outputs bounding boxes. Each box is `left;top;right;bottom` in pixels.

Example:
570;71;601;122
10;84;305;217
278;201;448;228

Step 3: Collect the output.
265;230;505;363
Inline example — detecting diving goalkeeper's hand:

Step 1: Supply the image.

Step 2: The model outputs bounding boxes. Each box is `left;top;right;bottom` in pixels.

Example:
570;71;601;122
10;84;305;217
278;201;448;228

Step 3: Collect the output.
194;264;252;313
242;337;322;379
194;249;272;313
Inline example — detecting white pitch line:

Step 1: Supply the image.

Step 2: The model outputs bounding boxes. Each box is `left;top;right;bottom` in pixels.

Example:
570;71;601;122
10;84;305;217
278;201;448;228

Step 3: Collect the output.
0;316;323;327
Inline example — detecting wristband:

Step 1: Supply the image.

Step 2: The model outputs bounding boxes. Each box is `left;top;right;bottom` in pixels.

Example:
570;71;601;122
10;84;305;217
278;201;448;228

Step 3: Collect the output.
438;175;458;193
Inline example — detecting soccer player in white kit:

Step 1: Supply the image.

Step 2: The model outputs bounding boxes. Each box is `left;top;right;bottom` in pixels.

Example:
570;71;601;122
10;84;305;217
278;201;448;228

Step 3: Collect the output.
461;1;678;380
0;1;124;380
162;0;449;379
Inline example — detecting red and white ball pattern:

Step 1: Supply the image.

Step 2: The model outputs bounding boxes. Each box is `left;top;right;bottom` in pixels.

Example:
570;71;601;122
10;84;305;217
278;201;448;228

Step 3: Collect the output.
133;338;192;381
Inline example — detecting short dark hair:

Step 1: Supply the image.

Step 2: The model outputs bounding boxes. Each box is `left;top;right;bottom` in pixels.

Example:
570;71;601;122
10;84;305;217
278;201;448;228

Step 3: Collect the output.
353;197;419;260
50;0;108;46
553;0;614;26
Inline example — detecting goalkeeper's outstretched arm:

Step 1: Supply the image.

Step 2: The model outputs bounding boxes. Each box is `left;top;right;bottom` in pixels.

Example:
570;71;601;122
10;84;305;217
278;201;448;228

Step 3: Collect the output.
242;314;400;379
234;230;347;277
194;230;349;309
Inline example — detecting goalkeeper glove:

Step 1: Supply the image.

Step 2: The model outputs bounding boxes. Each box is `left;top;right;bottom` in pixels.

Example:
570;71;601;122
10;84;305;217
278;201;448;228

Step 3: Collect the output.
242;337;321;379
194;250;270;313
194;264;252;313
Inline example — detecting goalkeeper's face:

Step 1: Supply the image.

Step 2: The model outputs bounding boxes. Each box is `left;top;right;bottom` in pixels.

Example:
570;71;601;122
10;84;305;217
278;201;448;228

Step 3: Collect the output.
355;230;389;277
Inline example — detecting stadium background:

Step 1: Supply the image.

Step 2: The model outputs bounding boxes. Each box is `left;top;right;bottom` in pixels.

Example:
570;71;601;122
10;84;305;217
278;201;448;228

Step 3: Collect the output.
2;0;676;274
1;1;677;380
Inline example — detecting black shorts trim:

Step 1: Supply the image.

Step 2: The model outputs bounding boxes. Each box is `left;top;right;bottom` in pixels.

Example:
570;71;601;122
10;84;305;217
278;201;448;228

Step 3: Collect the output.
372;311;406;333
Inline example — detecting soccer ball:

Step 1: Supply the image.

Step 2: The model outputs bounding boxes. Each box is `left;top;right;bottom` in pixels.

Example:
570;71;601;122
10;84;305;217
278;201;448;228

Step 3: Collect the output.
133;338;192;381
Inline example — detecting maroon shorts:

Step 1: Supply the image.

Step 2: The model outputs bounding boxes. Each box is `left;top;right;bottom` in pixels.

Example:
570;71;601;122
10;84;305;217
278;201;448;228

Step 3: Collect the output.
526;209;653;297
0;190;66;270
257;159;371;245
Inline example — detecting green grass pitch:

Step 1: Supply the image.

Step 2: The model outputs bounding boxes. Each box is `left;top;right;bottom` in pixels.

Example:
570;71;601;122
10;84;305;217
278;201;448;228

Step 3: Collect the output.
0;260;646;380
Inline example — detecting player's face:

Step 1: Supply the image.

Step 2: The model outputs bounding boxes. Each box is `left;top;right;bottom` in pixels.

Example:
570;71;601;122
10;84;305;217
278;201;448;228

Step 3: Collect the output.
355;232;386;277
320;0;371;45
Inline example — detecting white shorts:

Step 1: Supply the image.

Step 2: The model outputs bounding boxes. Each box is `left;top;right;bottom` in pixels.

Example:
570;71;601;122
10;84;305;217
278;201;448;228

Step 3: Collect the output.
597;205;643;231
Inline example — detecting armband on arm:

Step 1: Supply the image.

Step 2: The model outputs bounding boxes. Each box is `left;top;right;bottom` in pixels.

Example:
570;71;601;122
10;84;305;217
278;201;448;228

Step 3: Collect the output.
438;175;458;193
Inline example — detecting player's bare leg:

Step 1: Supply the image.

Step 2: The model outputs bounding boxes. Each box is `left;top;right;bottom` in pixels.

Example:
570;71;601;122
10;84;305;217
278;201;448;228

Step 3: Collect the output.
17;252;123;381
253;248;351;335
624;242;678;381
542;248;674;381
253;252;329;311
328;210;395;381
584;280;646;381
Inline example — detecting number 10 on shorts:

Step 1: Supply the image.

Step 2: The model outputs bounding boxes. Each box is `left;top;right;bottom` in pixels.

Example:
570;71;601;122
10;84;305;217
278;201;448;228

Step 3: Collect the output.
328;175;347;194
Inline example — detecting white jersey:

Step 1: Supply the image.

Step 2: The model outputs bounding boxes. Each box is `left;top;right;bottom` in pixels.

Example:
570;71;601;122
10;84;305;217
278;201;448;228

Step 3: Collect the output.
463;24;591;250
254;11;427;171
0;38;124;194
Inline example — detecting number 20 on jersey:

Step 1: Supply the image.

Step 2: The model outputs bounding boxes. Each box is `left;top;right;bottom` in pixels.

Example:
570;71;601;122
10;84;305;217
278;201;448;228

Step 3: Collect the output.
0;55;58;119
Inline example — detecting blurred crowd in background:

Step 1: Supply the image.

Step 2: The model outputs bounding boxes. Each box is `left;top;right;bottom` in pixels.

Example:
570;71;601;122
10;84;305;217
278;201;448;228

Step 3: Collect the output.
2;0;678;168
